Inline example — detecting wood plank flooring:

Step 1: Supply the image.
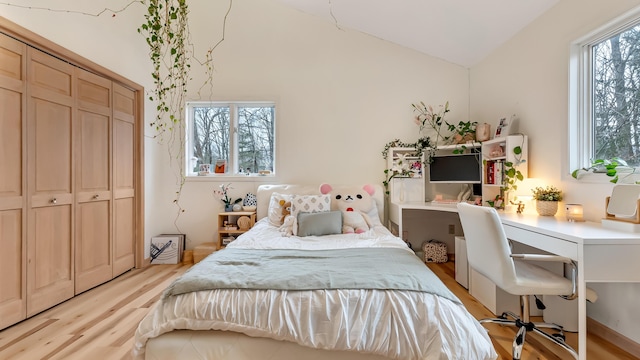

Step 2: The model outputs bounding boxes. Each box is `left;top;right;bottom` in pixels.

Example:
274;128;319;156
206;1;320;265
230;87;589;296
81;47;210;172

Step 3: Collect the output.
0;260;636;359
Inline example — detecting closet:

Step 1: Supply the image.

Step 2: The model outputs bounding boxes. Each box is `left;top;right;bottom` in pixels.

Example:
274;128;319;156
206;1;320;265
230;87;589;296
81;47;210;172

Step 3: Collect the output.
0;22;143;329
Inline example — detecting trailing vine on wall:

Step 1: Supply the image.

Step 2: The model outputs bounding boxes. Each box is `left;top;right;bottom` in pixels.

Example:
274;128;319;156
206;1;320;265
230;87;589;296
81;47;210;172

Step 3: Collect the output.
138;0;190;139
136;0;232;230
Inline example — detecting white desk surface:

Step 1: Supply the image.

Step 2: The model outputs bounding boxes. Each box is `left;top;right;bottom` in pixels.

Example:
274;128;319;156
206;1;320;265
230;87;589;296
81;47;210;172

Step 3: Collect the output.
499;212;640;245
391;201;640;359
394;201;640;244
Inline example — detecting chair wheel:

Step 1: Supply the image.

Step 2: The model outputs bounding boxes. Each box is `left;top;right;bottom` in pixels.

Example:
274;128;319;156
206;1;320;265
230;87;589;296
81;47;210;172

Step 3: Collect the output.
552;333;566;341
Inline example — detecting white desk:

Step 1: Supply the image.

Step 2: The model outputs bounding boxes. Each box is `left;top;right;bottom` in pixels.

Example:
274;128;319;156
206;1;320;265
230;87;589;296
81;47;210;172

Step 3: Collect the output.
391;201;640;359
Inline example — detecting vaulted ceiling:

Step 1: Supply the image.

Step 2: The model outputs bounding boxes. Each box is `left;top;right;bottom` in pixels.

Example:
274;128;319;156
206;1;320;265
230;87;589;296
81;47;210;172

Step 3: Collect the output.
277;0;560;68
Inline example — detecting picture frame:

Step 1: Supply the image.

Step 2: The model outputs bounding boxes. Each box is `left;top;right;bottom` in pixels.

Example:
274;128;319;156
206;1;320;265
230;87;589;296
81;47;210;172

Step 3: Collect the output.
494;116;513;138
214;159;226;174
198;163;211;176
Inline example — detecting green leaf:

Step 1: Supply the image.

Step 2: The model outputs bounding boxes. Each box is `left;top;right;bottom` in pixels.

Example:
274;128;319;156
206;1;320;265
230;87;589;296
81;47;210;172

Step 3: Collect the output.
571;169;579;178
513;146;522;155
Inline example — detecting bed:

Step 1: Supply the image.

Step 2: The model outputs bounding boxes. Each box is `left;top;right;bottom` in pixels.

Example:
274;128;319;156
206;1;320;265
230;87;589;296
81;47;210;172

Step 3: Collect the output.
133;184;497;360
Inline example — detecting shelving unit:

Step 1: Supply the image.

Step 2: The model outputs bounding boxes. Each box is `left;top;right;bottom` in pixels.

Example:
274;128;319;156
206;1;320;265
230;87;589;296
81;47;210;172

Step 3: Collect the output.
480;135;528;206
217;211;256;249
387;147;426;203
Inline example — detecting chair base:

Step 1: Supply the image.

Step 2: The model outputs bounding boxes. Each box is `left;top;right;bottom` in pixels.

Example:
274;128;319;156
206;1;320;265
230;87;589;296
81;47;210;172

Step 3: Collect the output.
480;311;578;360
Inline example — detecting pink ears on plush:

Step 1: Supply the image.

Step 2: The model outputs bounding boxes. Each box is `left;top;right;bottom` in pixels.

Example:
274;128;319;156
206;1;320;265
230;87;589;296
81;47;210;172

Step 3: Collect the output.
362;184;375;196
319;183;332;195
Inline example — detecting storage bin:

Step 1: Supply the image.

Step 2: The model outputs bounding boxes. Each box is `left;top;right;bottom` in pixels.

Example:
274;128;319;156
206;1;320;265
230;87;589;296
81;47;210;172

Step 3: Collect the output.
421;240;448;263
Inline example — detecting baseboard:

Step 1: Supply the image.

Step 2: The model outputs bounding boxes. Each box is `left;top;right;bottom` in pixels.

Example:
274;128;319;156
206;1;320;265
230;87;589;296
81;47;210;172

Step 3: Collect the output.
588;317;640;357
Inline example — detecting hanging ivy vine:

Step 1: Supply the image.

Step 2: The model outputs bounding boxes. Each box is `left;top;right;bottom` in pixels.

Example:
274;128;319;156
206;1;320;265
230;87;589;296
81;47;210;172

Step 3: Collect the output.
138;0;191;138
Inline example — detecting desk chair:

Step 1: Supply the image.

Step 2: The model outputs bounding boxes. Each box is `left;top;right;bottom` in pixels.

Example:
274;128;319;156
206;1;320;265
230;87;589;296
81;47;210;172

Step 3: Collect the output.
457;203;579;359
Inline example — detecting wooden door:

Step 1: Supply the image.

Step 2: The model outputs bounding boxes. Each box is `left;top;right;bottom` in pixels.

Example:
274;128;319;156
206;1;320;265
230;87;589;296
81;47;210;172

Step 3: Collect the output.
0;33;27;330
74;68;112;294
26;48;74;316
112;83;136;276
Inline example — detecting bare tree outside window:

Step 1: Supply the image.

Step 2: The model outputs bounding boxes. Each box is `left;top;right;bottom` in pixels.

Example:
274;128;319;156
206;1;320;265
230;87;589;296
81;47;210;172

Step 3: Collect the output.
192;106;230;171
238;107;275;173
188;102;275;175
593;24;640;167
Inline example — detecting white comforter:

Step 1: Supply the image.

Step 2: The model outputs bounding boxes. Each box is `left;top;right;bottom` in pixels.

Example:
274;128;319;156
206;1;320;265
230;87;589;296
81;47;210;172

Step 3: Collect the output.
133;219;497;360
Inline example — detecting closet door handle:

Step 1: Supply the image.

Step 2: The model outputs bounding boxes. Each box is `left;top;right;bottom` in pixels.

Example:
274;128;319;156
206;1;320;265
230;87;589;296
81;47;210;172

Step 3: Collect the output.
51;198;57;204
93;194;100;200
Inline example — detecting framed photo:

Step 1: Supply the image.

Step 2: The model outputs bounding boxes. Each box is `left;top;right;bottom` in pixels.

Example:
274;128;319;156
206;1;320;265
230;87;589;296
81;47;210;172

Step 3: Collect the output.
198;163;211;176
214;159;226;173
494;116;512;138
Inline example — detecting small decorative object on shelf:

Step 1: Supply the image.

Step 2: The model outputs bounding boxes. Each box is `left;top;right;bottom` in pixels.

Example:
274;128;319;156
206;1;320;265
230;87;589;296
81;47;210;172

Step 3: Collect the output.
475;123;491;142
565;204;584;222
214;183;243;211
243;193;257;211
237;216;252;231
532;186;562;216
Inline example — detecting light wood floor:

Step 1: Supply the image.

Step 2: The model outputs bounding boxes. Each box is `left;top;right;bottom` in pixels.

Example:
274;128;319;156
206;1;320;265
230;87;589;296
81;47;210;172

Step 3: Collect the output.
0;260;636;359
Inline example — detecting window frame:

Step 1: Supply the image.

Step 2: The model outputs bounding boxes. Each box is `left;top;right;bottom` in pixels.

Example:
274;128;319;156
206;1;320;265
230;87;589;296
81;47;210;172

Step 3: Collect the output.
569;6;640;181
185;100;277;179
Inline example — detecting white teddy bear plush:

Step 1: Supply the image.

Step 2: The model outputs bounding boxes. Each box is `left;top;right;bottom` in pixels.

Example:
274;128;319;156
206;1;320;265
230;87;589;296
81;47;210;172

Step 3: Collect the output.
319;183;376;234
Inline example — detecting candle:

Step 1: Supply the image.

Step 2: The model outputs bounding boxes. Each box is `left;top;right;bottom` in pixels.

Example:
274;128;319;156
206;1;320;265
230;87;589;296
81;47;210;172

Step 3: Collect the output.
565;204;584;222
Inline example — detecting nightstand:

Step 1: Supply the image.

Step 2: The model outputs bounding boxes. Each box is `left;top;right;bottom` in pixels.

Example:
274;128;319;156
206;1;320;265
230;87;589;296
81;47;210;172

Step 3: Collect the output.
217;211;256;249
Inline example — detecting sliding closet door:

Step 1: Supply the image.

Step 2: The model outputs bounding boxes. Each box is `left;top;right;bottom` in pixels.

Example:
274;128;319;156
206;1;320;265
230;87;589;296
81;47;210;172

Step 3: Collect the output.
0;33;27;329
112;83;136;276
26;48;75;316
74;68;112;294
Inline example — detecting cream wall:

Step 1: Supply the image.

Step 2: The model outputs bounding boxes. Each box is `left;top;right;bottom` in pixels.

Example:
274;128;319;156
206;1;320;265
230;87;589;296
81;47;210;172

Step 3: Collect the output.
470;0;640;344
0;1;469;247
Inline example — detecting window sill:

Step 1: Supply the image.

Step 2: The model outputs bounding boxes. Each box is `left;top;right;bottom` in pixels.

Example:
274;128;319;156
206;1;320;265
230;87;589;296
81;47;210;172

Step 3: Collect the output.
570;170;639;184
185;173;276;182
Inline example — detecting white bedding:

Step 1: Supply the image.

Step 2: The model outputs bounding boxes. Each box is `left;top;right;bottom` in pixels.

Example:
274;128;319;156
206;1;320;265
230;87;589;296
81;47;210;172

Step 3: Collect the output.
133;219;497;360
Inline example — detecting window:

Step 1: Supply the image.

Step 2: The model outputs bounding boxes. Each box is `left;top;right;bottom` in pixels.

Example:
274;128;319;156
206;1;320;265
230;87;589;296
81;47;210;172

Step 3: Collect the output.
186;102;275;176
570;7;640;172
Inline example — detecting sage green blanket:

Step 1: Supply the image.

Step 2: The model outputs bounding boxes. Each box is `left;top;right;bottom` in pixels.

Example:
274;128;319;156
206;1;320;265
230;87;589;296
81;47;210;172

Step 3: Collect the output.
163;248;460;305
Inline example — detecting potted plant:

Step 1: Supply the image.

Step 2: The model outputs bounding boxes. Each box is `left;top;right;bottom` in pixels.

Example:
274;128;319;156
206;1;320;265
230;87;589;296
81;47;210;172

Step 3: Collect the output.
531;185;563;216
214;183;243;212
411;101;451;146
571;157;636;183
447;120;477;144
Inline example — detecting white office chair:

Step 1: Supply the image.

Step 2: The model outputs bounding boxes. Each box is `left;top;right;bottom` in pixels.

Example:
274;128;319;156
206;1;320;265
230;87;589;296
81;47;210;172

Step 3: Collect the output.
457;202;580;360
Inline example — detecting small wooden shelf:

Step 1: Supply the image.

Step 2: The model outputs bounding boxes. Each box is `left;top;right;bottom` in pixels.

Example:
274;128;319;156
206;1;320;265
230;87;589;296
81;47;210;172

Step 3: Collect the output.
217;211;256;249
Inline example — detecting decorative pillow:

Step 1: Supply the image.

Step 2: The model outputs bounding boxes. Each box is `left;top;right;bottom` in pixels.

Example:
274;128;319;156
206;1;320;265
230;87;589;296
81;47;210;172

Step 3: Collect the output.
297;211;343;237
267;193;293;226
291;194;331;235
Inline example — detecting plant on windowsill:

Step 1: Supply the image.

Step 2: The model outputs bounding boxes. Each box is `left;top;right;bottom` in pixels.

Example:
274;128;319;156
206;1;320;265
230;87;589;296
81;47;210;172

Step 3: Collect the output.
571;158;637;184
531;185;563;216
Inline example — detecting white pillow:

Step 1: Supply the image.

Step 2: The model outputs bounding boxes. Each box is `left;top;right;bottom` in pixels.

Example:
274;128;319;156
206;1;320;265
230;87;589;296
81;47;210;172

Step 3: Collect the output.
267;193;293;227
291;194;331;235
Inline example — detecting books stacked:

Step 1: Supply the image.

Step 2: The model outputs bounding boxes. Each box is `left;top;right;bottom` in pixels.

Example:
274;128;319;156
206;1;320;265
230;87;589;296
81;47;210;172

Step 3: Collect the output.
485;161;503;185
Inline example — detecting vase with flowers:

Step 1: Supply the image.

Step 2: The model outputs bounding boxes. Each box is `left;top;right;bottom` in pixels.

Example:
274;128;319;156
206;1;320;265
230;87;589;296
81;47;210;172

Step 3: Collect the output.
214;183;243;212
412;101;451;146
532;185;563;216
